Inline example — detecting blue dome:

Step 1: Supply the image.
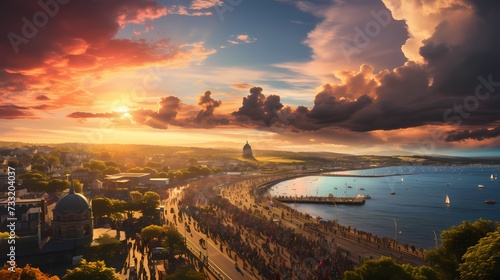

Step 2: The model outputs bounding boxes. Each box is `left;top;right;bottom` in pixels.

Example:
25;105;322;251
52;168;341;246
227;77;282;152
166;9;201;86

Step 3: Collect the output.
55;190;89;214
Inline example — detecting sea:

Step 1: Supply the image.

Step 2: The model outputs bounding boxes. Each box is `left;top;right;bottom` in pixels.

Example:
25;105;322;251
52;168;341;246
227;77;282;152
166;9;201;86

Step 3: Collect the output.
268;165;500;250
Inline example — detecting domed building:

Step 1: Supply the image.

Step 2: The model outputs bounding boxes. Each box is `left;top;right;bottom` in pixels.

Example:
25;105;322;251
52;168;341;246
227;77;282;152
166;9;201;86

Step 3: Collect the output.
52;182;93;246
242;141;257;161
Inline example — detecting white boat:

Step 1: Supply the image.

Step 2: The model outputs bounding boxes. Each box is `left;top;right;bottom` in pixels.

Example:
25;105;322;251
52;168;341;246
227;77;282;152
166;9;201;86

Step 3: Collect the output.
478;184;484;188
400;178;404;182
491;174;494;180
445;195;450;205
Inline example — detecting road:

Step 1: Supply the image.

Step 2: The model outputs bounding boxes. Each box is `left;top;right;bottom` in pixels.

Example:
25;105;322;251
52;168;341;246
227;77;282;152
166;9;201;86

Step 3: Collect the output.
164;186;259;280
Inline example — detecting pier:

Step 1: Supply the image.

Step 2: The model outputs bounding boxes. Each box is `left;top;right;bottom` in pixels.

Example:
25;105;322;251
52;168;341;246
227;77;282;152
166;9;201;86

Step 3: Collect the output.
274;195;365;205
320;172;412;178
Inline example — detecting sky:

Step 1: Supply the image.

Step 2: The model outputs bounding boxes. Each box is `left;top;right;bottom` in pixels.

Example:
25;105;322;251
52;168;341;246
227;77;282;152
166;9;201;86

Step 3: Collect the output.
1;0;500;156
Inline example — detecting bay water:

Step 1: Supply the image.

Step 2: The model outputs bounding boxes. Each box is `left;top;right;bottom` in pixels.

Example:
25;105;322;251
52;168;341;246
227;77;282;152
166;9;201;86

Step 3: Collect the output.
269;165;500;249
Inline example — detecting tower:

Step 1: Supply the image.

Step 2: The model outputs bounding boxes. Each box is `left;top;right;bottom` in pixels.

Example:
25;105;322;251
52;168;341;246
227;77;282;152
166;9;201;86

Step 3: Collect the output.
242;141;256;160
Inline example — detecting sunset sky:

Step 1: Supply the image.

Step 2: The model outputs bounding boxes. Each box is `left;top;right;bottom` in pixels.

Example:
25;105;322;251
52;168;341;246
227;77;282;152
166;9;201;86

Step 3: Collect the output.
1;0;499;156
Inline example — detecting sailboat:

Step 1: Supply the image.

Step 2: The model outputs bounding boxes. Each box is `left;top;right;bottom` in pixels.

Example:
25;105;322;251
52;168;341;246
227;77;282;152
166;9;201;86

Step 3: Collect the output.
400;178;404;183
491;174;494;180
445;195;450;205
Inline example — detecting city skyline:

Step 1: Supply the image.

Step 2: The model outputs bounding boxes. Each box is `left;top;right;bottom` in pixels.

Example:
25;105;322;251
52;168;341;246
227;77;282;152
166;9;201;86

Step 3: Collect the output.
1;0;500;157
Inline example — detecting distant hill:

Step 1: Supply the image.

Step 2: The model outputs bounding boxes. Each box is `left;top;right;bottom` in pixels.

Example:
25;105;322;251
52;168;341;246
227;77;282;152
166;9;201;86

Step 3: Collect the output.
1;141;499;166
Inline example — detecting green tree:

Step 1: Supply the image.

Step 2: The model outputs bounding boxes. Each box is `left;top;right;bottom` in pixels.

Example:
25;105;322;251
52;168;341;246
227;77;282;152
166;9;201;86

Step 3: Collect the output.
47;155;61;166
88;160;107;172
46;179;70;192
141;225;165;241
63;259;119;280
0;264;59;280
142;191;160;217
199;166;213;176
157;171;169;177
129;191;143;204
92;197;113;220
187;166;201;176
344;257;413;280
31;163;49;173
19;172;46;180
142;167;158;176
165;265;206;280
103;166;120;175
402;264;439;280
95;234;120;246
162;227;186;259
126;167;144;173
212;167;223;174
72;179;83;193
459;230;500;280
110;199;127;213
426;219;497;280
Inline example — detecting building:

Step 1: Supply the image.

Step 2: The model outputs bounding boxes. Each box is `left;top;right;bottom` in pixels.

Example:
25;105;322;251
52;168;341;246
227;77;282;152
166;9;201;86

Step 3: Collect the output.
0;198;48;237
103;172;151;189
149;178;170;187
51;184;93;246
242;141;257;161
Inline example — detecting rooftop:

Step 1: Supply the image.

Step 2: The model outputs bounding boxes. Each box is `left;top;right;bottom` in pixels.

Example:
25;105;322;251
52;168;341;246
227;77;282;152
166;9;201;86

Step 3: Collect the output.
105;173;150;180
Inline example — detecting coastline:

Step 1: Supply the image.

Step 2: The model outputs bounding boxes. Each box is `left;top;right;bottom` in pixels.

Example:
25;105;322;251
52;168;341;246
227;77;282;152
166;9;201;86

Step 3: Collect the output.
252;165;500;250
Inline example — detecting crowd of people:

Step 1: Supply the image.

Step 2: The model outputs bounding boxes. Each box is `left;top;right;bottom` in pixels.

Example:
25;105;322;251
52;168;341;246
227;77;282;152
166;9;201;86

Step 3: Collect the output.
179;178;354;280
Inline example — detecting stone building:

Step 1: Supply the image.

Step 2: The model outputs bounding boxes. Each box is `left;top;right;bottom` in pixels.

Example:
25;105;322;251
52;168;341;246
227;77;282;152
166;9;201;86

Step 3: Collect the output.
52;183;93;246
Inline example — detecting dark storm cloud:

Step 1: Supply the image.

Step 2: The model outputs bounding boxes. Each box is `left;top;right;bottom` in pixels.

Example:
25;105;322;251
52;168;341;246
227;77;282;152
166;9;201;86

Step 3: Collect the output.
308;85;372;124
445;126;500;142
196;91;221;121
67;112;121;119
0;104;36;119
232;87;284;126
194;91;229;126
35;94;50;101
128;96;181;129
0;0;185;108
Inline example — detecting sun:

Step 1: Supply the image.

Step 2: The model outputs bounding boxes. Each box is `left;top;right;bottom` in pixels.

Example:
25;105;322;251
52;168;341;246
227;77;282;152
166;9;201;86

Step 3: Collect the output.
115;106;131;118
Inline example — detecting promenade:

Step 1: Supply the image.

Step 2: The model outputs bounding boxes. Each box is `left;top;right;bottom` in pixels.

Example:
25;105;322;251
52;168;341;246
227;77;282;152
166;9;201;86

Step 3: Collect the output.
163;173;427;279
225;175;427;269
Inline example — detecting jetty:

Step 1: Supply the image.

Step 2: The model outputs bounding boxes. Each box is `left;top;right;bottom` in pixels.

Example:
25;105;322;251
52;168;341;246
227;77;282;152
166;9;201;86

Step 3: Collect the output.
320;172;412;178
274;195;365;205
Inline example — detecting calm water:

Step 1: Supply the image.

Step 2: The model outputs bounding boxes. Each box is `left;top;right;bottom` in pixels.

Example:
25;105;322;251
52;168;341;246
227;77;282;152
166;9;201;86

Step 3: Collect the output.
269;166;500;249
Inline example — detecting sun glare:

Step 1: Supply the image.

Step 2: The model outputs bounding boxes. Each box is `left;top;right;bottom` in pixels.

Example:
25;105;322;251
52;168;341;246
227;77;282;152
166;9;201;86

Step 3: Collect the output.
115;106;131;118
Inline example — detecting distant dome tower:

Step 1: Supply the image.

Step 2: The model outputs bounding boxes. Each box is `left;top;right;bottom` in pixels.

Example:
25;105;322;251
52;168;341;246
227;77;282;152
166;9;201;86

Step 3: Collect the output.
242;141;256;160
52;179;93;246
